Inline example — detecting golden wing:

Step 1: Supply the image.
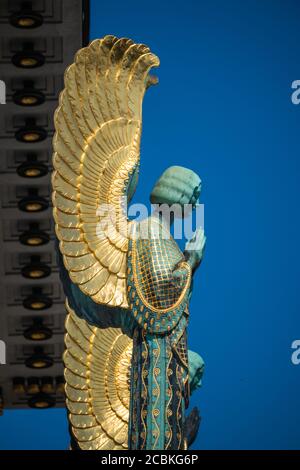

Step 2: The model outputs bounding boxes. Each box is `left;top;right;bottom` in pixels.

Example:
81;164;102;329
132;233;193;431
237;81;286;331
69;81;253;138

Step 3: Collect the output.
52;35;159;307
64;299;133;450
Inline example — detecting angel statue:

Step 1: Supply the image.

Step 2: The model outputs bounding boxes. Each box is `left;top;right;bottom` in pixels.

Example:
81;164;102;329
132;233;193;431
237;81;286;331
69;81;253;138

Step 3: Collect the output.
52;35;206;451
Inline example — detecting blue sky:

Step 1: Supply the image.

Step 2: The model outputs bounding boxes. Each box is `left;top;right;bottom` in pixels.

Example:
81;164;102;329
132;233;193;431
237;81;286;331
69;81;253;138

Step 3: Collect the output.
1;0;300;449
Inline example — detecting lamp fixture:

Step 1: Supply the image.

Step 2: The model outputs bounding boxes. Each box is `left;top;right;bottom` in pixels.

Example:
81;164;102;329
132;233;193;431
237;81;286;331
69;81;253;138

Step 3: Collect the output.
23;287;53;311
15;118;47;143
12;42;45;68
41;377;54;394
27;377;40;395
10;2;43;29
13;377;26;394
24;318;52;341
13;80;45;107
28;393;55;409
17;154;48;178
18;189;49;213
21;255;51;280
19;223;49;247
25;347;53;369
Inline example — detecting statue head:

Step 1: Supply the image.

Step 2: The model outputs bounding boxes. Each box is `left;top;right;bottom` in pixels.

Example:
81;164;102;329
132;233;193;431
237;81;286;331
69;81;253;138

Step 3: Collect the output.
150;166;201;212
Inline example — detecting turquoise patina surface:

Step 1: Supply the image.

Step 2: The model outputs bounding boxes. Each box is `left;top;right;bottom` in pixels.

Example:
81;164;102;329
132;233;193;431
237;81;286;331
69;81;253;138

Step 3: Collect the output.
57;165;205;450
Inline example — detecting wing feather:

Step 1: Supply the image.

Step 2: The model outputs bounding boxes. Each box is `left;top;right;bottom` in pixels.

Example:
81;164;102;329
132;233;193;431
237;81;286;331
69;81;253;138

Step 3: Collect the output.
53;36;159;308
64;299;132;450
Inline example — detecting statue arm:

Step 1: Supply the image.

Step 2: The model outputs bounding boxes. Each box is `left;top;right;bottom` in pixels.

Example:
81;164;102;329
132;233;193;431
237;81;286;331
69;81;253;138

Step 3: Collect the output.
171;228;206;291
184;228;206;273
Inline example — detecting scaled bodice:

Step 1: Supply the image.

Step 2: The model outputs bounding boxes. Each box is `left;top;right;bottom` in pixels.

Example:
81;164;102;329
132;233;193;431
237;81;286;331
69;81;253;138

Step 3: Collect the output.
127;217;192;334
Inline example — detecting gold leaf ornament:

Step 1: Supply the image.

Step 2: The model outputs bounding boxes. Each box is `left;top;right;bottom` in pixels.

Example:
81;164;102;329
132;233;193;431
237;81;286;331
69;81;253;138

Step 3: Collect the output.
52;35;159;308
64;299;133;450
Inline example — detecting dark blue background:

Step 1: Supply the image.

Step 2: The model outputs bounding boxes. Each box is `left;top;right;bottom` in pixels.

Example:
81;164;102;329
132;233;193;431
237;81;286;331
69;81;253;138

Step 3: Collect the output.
1;0;300;450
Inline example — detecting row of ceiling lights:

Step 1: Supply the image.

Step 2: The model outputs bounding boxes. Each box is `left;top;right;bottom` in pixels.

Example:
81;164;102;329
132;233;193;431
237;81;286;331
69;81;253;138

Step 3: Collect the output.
9;4;58;394
0;1;54;413
11;5;52;282
13;375;65;409
11;4;49;189
10;5;51;261
13;376;64;395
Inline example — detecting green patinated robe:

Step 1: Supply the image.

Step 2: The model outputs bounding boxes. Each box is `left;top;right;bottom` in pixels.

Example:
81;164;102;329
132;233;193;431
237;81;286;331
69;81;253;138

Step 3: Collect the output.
127;217;192;450
57;215;198;451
